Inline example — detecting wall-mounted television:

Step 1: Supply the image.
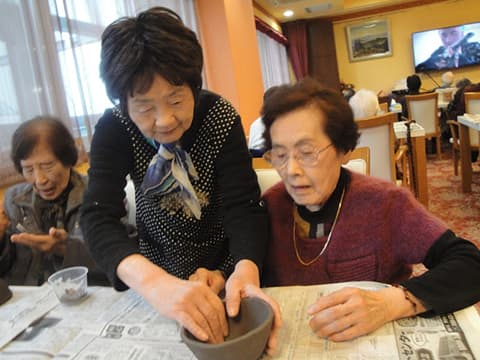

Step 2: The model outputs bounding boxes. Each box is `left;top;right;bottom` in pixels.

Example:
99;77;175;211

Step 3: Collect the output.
412;22;480;73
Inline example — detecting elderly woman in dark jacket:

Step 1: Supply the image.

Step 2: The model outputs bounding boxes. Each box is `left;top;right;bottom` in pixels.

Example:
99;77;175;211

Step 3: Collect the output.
0;116;107;285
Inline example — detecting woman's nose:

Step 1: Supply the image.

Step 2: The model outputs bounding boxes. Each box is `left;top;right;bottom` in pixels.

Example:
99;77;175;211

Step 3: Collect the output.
285;155;303;176
34;169;48;186
153;108;176;129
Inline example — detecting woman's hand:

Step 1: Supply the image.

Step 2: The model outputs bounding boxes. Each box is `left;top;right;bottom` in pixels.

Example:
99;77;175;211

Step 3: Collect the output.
118;254;228;344
188;268;225;295
224;259;282;356
307;286;420;341
10;227;67;255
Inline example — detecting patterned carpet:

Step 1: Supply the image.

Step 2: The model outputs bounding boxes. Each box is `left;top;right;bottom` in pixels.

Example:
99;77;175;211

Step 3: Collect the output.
426;154;480;246
417;149;480;313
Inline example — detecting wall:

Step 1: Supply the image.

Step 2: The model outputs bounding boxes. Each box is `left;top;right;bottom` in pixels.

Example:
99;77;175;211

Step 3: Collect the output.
253;4;282;32
333;0;480;93
196;0;264;132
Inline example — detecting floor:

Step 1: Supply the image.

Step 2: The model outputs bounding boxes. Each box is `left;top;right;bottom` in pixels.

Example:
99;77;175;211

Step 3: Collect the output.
416;143;480;313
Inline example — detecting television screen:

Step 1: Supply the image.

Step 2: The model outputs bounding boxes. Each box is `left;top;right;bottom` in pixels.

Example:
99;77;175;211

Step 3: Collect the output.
412;22;480;73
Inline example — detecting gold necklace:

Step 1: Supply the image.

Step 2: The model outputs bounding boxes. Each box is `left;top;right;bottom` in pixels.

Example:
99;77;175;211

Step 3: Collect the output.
292;186;346;266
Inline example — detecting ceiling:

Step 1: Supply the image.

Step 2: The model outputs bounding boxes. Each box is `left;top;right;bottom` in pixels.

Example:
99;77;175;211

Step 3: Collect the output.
254;0;443;22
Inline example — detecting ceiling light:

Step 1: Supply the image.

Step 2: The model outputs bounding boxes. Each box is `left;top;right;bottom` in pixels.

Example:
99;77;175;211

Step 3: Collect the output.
283;10;294;17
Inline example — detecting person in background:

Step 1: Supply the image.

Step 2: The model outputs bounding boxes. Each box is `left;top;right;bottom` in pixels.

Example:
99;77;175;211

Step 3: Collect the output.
248;86;279;157
447;79;480;119
260;78;480;342
439;71;454;88
80;7;280;352
348;89;382;120
0;116;108;285
340;82;355;102
447;80;480;162
400;74;422;118
415;25;480;72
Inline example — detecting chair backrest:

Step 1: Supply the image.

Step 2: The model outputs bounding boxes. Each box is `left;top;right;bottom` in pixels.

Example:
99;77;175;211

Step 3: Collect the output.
255;169;281;194
343;146;370;175
251;157;282;194
435;87;456;103
465;92;480;114
356;112;396;182
464;92;480;147
405;92;439;136
252;157;271;169
378;102;388;113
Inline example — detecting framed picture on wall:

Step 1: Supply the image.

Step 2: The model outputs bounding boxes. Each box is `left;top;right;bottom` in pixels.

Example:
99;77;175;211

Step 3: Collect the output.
346;19;392;62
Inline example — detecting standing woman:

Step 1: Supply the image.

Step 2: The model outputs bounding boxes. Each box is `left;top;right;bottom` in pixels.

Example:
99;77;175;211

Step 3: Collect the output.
80;7;279;350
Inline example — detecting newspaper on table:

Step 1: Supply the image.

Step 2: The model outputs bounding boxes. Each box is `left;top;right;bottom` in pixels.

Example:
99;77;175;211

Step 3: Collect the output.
263;281;480;360
0;284;58;350
463;113;480;123
0;282;479;359
393;121;426;139
0;286;196;359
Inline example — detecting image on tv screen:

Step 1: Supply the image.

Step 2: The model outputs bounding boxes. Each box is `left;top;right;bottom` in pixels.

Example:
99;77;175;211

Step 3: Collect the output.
413;22;480;73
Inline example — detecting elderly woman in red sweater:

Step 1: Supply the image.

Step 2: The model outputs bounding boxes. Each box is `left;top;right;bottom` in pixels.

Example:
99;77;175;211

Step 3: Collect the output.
260;78;480;342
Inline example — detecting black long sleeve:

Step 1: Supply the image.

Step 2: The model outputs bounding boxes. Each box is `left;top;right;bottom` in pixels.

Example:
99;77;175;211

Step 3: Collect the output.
215;116;269;270
401;230;480;316
80;110;138;289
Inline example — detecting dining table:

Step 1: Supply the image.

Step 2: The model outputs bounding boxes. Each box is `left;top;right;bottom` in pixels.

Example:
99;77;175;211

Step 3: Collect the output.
457;114;480;192
1;282;479;359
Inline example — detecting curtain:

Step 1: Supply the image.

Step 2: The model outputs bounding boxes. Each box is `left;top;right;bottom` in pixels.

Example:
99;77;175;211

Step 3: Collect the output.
0;0;197;187
256;31;290;91
255;17;290;91
282;20;309;80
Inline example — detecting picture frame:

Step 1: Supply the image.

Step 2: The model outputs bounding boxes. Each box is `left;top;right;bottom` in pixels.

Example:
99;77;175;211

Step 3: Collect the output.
346;19;392;62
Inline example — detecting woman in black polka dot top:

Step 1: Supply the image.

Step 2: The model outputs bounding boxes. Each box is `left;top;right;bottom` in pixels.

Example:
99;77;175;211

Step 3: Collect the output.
80;6;280;353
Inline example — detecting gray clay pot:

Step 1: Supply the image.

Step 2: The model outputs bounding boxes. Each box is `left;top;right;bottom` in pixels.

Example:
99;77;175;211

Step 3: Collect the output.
181;297;274;360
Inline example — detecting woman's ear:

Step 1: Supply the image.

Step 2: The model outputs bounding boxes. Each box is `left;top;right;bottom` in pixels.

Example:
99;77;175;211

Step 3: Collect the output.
341;150;352;165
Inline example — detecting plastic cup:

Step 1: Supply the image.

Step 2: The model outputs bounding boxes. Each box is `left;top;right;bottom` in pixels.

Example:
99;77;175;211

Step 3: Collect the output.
47;266;88;302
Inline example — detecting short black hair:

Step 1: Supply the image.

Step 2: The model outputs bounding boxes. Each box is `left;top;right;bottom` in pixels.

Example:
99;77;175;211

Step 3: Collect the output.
10;116;78;174
407;74;421;92
261;78;359;153
100;6;203;114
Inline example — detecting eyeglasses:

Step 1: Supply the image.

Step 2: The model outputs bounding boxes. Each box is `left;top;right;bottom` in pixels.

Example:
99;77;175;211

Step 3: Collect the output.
263;143;332;169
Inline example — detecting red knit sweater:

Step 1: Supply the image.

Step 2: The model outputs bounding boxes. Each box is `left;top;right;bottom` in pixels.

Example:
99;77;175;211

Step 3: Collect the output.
261;171;447;287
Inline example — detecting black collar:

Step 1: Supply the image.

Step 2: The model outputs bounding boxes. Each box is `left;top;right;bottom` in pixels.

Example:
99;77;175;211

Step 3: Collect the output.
297;167;350;223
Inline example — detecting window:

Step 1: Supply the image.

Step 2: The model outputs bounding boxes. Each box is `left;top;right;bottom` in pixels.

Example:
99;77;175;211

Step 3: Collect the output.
0;0;197;186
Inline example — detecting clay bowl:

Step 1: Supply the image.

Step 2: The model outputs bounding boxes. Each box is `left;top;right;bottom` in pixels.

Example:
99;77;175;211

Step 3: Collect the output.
181;297;273;360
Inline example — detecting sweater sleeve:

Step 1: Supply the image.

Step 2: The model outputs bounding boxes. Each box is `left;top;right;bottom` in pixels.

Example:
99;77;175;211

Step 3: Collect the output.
400;230;480;316
80;110;138;290
215;114;269;271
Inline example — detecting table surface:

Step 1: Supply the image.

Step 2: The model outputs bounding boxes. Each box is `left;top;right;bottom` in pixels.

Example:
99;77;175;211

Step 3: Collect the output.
1;283;479;359
457;114;480;192
458;114;480;131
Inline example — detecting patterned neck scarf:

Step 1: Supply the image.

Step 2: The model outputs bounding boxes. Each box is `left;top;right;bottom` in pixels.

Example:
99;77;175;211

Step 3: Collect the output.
140;142;202;219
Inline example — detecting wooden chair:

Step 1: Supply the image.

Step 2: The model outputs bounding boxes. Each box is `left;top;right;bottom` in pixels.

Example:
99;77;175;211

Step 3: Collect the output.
378;102;389;114
343;146;370;175
464;92;480;152
394;143;410;187
435;87;456;104
252;157;272;169
447;120;461;175
405;92;442;159
464;92;480;113
356;112;397;182
251;157;281;194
